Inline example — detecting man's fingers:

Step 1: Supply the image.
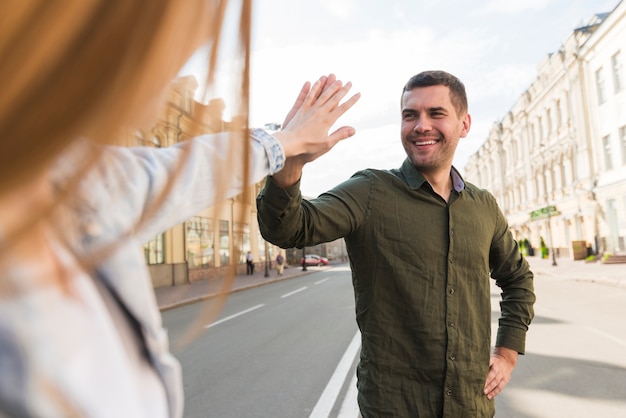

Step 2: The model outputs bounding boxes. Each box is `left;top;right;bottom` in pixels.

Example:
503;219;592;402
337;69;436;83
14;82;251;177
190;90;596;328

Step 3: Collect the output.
304;79;342;109
483;360;512;400
328;126;357;144
333;91;361;118
282;81;311;127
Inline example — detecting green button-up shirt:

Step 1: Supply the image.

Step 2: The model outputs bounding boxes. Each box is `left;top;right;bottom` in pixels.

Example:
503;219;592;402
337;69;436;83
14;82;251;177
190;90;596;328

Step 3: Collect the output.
257;159;535;418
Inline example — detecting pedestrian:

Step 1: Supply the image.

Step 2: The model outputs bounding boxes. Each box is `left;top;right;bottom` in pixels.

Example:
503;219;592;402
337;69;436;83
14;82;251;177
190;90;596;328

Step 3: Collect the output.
0;2;360;416
257;70;536;417
276;253;285;276
246;251;254;275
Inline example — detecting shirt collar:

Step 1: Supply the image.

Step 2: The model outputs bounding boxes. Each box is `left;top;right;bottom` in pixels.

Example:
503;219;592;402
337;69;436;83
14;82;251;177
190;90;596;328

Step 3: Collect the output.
399;158;466;192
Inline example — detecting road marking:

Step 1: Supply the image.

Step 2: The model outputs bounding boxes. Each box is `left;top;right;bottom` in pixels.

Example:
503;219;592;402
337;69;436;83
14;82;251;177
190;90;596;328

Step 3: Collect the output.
315;278;330;285
583;325;626;347
281;286;308;298
337;372;359;417
204;304;265;328
309;331;361;418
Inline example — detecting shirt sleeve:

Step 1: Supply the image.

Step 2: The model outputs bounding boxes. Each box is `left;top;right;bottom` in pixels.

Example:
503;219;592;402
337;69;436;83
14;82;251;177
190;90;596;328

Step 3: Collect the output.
256;171;372;249
490;205;536;354
76;130;285;245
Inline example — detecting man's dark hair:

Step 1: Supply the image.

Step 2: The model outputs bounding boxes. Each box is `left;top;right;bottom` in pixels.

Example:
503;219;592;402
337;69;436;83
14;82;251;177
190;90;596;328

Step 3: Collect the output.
402;70;468;116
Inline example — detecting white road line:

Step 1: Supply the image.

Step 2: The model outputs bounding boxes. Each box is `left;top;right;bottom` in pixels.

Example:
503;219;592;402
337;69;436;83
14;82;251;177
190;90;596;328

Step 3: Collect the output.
309;331;361;418
337;372;359;417
281;286;308;298
315;278;330;285
203;304;265;329
583;325;626;347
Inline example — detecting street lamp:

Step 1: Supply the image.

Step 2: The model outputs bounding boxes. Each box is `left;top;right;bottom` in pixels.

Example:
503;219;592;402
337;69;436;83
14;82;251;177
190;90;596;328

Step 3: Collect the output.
264;240;270;277
539;144;558;267
546;207;558;267
301;247;307;271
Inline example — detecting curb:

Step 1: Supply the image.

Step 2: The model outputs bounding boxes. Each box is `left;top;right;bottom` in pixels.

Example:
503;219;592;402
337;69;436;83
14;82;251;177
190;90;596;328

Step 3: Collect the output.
157;266;331;312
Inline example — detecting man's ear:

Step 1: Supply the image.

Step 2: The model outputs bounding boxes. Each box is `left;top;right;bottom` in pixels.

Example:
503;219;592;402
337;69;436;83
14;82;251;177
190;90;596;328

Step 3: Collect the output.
460;113;471;138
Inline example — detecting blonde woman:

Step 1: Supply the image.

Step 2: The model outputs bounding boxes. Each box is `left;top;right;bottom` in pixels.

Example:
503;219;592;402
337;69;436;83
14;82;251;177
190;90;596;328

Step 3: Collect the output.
0;1;359;417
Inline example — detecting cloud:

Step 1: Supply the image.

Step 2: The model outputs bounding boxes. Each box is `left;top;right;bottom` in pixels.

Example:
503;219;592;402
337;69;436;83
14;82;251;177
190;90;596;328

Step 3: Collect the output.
300;124;405;197
247;16;542;195
320;0;357;19
472;0;557;15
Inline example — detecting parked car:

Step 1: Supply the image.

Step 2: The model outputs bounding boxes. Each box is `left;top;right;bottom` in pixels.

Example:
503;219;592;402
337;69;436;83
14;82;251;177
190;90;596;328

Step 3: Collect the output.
300;254;329;266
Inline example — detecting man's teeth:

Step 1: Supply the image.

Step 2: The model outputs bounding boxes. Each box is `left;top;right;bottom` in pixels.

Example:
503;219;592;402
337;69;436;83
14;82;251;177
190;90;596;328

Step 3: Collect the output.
416;140;437;145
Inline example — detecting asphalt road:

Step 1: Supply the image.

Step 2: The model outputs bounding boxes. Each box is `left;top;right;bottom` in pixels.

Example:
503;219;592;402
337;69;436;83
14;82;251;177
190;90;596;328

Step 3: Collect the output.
162;264;626;418
494;276;626;417
162;266;358;418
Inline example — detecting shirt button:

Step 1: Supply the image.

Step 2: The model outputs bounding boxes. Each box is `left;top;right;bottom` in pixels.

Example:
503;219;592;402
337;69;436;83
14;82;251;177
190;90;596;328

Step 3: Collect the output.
449;288;455;295
446;389;453;396
448;321;455;327
450;354;456;361
449;258;454;263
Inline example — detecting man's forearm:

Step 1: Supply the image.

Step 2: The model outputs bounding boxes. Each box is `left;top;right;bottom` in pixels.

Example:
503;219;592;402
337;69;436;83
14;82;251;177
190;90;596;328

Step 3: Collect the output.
269;157;304;188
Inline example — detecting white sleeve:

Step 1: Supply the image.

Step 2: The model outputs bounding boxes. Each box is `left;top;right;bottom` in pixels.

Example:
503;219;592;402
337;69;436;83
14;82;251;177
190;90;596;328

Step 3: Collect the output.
80;129;285;244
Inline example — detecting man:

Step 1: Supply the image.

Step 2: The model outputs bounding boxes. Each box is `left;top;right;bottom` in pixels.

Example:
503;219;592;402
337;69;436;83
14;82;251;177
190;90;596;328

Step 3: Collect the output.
257;70;535;417
276;253;285;276
246;251;254;275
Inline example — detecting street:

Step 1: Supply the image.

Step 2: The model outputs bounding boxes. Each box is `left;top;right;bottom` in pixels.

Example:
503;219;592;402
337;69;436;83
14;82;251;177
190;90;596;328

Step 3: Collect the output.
162;262;626;418
494;267;626;417
162;266;359;418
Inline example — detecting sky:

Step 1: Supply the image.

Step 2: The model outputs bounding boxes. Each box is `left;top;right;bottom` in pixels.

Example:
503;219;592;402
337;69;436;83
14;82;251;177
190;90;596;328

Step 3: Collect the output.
184;0;621;197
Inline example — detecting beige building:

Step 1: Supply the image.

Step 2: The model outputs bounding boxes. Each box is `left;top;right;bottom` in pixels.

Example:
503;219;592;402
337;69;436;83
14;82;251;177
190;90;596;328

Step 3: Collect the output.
127;76;274;287
131;76;344;287
465;0;626;260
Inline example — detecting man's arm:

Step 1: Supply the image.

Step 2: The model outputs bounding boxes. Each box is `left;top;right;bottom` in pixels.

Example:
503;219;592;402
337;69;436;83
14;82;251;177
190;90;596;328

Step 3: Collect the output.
484;201;536;399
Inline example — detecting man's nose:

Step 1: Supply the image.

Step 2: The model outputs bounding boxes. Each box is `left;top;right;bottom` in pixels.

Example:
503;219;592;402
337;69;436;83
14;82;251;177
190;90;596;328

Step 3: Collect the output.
413;116;431;132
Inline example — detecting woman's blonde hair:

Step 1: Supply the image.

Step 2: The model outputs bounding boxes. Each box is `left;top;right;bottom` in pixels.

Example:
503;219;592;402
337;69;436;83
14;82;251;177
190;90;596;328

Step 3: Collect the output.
0;0;251;233
0;0;253;335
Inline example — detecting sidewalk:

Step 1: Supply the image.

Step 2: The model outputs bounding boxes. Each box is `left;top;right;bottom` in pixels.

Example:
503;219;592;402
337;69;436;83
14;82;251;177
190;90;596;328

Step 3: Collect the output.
525;255;626;288
155;263;326;311
155;256;626;311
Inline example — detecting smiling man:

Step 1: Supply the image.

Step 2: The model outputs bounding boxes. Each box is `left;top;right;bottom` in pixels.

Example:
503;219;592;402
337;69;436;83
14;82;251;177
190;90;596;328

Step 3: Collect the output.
257;70;535;418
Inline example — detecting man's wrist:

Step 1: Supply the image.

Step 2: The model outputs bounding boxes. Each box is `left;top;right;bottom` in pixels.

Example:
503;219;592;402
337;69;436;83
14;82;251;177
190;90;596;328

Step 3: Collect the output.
493;346;518;365
271;158;304;188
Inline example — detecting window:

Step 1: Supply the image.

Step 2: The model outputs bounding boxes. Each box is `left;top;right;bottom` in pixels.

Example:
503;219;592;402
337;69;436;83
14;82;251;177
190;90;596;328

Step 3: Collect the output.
144;233;164;264
219;220;230;265
612;51;623;93
233;222;250;264
603;135;613;170
185;216;214;267
555;99;562;129
619;125;626;165
596;67;606;104
546;108;552;134
561;91;570;126
135;130;162;148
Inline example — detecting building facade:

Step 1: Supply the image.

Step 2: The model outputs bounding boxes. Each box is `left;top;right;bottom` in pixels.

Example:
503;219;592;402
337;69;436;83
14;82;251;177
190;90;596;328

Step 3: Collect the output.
127;76;272;287
464;0;626;260
132;76;343;287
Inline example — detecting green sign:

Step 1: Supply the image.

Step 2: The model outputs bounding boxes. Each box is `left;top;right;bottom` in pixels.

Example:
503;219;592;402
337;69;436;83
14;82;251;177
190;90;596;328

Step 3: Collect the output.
530;205;560;221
